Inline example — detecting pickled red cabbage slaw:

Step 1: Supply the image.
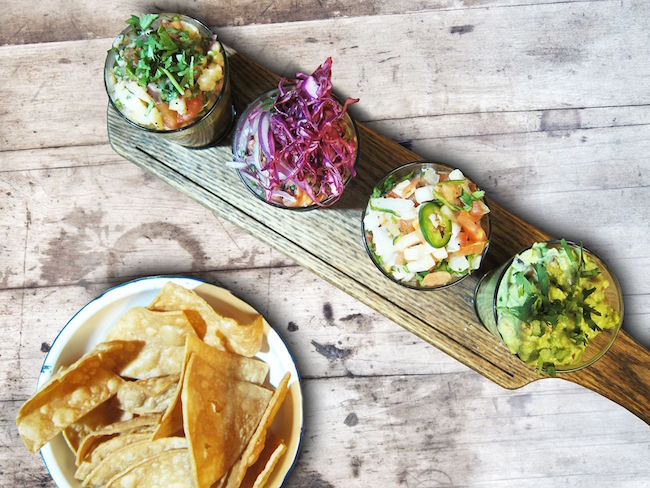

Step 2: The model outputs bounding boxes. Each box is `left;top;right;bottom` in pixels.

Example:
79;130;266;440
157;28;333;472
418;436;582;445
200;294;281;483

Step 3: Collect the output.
232;58;359;207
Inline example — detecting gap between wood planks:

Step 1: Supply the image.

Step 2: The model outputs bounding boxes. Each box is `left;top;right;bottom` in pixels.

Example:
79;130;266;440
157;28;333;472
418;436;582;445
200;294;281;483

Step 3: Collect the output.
1;103;649;160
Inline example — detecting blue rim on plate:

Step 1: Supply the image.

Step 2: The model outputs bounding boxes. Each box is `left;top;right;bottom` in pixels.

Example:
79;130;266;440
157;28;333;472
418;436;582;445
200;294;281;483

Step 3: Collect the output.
37;275;304;488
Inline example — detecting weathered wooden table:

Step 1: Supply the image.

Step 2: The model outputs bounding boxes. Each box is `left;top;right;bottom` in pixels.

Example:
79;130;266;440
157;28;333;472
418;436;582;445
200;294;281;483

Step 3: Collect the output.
1;1;649;487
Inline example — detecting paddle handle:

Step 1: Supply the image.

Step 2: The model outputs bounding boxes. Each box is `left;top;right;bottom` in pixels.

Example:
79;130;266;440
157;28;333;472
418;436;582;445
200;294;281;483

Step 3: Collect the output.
565;330;650;424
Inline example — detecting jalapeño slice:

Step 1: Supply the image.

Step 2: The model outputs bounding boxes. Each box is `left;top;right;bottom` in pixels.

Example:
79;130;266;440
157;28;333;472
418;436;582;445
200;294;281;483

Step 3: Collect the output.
419;202;452;248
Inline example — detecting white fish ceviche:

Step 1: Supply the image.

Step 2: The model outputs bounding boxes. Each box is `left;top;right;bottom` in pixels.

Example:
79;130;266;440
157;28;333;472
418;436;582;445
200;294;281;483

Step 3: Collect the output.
106;14;226;130
364;164;490;288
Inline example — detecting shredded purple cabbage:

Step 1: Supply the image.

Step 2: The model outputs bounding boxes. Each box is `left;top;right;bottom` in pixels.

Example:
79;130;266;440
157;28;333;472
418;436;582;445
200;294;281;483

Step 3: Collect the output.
234;58;359;207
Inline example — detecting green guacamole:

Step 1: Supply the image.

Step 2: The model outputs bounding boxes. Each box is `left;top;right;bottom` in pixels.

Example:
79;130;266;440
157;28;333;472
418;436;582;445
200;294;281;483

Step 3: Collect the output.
496;241;619;373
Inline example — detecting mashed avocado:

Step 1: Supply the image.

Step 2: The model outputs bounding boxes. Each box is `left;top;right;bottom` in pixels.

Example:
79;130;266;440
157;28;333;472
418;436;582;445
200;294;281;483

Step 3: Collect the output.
496;241;619;373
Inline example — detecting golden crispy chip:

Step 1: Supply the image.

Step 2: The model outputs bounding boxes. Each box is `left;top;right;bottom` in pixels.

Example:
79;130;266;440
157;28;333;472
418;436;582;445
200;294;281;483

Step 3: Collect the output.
76;414;160;465
182;355;272;488
74;433;151;481
63;398;132;453
106;307;198;379
224;373;290;488
149;282;264;357
240;434;287;488
106;449;193;488
116;375;179;415
15;341;142;453
153;335;269;440
83;437;187;487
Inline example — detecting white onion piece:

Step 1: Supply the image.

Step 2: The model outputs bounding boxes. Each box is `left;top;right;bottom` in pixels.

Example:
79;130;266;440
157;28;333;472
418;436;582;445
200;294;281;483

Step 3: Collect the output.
404;244;435;262
448;169;464;180
449;255;470;272
372;227;394;262
431;246;448;260
422;168;440;185
363;212;381;232
370;197;415;219
414;186;435;203
406;254;436;272
394;232;421;251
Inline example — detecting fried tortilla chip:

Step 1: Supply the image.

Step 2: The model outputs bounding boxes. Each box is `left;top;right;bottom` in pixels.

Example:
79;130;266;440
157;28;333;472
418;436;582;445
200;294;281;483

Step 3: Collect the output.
182;355;272;488
115;375;179;415
106;308;198;379
153;335;269;440
76;414;160;465
241;434;287;488
224;373;290;488
63;398;132;453
74;433;151;481
15;341;142;453
149;282;264;357
83;437;187;487
106;449;193;488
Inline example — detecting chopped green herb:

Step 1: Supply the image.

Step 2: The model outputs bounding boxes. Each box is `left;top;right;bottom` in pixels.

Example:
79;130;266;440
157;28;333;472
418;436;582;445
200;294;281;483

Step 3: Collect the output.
542;362;556;377
433;190;461;212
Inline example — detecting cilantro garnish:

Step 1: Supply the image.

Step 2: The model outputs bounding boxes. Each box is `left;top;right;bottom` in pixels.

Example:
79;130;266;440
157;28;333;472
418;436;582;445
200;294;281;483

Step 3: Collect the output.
114;14;212;102
504;240;604;335
459;189;485;211
542;362;556;377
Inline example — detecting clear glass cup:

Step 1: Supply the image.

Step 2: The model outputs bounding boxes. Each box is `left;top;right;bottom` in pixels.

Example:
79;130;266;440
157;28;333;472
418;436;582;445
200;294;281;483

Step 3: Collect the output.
474;240;624;372
362;161;492;290
231;87;360;210
104;13;233;148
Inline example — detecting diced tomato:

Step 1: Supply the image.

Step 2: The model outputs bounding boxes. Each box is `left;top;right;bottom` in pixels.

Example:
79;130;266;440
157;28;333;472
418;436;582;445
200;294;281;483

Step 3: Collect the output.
457;211;487;242
469;200;488;222
156;102;180;130
451;241;486;257
177;93;204;125
458;231;471;246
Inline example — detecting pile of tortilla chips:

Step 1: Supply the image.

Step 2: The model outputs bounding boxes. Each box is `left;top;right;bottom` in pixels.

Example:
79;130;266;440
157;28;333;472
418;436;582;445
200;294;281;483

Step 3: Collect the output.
17;282;290;488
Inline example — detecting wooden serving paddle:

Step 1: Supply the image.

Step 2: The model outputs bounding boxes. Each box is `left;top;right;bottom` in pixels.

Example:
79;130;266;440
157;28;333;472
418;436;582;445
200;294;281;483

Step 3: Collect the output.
107;47;649;423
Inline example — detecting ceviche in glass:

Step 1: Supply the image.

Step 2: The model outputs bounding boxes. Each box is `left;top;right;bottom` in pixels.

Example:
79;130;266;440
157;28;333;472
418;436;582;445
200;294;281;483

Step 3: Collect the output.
363;162;491;289
105;13;230;140
474;240;623;374
231;58;359;208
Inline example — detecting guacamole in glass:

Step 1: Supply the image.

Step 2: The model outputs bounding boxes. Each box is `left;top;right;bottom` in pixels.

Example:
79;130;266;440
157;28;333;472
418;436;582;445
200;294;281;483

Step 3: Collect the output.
495;241;620;373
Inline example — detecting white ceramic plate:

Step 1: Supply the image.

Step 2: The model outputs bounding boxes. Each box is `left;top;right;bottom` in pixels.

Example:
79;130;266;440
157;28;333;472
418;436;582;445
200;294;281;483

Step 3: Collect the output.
37;275;303;487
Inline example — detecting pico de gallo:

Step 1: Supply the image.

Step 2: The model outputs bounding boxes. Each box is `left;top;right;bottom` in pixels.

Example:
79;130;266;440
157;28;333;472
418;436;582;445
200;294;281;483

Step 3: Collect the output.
364;164;490;288
231;58;359;208
106;13;225;130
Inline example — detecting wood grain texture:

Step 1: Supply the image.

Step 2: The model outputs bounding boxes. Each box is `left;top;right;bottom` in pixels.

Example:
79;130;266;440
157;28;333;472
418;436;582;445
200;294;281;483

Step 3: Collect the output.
3;2;650;152
1;275;648;488
107;47;649;420
0;0;597;45
1;1;649;486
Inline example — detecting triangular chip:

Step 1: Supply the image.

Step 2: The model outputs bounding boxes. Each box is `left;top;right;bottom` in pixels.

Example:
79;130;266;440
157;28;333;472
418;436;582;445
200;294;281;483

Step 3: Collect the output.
106;449;193;487
106;308;198;379
240;434;287;488
83;437;187;487
63;398;132;453
16;341;141;453
182;354;272;488
74;433;151;481
149;282;264;356
153;335;269;440
115;374;179;415
76;414;160;465
224;373;290;488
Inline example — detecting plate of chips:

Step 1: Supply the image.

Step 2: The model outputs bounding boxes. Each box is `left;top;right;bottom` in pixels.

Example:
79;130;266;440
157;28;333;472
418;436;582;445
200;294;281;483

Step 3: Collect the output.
17;276;303;487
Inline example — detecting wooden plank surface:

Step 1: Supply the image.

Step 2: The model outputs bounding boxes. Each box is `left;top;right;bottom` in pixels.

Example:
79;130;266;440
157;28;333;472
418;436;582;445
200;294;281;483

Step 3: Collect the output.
0;0;649;486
